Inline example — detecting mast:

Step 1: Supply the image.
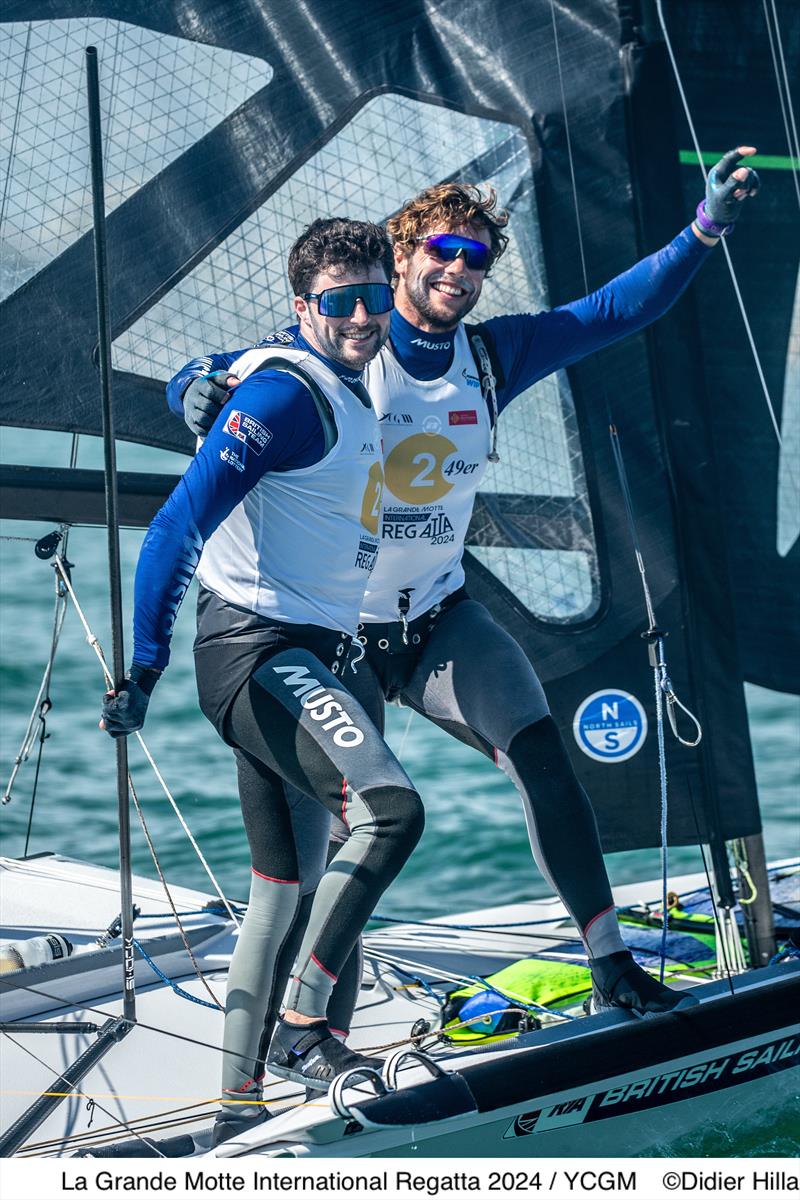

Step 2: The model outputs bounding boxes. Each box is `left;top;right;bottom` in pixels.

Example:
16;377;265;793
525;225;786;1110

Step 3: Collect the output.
86;44;138;1022
0;47;136;1159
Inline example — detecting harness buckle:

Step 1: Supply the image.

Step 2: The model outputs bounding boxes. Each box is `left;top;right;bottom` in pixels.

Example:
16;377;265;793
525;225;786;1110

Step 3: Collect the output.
397;588;414;646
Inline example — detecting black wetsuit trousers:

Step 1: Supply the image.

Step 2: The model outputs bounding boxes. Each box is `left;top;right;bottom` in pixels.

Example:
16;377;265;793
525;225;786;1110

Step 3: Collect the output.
232;594;624;1061
194;622;423;1110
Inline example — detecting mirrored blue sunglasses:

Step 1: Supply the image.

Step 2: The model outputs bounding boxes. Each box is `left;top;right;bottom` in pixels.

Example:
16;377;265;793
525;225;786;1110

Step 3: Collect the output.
303;282;394;317
416;232;492;270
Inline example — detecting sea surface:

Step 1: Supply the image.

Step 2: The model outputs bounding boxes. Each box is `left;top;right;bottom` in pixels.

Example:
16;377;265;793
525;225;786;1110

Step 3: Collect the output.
0;430;798;1157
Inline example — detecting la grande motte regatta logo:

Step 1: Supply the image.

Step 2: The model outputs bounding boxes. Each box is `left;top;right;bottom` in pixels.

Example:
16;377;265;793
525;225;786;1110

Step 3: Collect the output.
573;689;648;763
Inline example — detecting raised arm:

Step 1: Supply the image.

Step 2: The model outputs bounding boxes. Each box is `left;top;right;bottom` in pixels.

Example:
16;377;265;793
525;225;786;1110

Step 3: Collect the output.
489;147;760;408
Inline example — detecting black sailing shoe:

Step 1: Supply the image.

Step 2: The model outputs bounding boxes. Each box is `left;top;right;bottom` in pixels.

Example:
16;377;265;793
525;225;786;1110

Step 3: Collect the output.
212;1107;271;1148
267;1017;383;1091
589;951;699;1018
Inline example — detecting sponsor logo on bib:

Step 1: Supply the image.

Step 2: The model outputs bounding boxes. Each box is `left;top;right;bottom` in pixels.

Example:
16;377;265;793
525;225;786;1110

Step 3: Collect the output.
384;433;458;503
360;461;384;535
449;409;478;425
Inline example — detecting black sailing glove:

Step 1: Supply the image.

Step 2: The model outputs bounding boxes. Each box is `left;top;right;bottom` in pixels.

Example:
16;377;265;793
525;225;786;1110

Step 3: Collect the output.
695;148;760;238
183;371;233;437
101;664;161;738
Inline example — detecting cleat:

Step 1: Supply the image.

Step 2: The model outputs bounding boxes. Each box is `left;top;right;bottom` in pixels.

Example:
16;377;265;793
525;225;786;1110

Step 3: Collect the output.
267;1017;383;1091
212;1107;271;1147
590;951;699;1018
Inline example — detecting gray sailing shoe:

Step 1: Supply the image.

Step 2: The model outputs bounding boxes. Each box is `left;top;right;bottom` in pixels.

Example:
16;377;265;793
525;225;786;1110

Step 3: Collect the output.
267;1017;383;1090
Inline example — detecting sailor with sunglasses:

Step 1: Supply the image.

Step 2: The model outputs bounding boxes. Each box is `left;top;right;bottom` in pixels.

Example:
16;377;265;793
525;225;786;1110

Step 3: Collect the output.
102;218;433;1144
170;152;758;1044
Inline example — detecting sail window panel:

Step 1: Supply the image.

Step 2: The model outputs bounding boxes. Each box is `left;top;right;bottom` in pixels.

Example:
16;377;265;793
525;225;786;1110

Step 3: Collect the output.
0;19;270;301
471;547;596;622
112;94;535;377
110;91;600;623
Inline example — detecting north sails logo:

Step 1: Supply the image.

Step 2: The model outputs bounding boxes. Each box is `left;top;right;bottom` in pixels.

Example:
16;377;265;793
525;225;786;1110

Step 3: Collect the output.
411;337;451;350
272;665;364;747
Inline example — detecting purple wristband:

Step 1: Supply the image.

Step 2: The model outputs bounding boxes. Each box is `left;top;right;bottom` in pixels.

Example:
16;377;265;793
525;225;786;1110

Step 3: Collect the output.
695;199;734;239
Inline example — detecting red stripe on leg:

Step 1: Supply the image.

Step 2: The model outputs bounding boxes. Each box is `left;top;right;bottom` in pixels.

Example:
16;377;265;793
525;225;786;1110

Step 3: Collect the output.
583;903;616;937
252;867;299;885
310;952;338;982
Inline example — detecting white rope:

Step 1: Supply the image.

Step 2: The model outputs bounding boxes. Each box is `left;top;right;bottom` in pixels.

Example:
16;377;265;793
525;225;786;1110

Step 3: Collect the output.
763;0;800;207
548;0;591;295
654;0;789;454
396;707;415;761
53;556;240;928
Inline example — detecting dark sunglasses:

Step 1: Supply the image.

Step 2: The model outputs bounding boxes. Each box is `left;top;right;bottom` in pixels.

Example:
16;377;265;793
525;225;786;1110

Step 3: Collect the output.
415;232;492;271
303;282;394;317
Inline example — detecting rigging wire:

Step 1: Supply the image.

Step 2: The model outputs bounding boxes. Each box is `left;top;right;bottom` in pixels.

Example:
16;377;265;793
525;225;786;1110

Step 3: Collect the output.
686;775;737;996
3;580;67;811
51;554;240;929
762;0;800;207
16;1101;218;1157
547;1;695;986
128;772;224;1011
0;22;32;241
654;0;791;454
4;438;79;819
0;1031;167;1158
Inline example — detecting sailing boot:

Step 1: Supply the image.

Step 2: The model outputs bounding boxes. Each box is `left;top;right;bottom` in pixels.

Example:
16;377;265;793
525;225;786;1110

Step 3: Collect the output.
212;1106;272;1148
589;951;699;1018
267;1017;383;1090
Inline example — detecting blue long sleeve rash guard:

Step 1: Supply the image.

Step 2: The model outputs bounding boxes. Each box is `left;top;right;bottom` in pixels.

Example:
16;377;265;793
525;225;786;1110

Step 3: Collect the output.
167;226;712;423
156;226;712;668
135;334;362;670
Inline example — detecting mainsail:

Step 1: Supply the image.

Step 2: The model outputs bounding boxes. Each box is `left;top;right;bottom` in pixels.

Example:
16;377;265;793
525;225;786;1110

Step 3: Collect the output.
1;0;798;858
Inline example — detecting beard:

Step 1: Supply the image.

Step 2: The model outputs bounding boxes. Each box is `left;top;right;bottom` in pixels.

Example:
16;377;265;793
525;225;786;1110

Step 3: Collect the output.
308;312;388;368
404;270;481;329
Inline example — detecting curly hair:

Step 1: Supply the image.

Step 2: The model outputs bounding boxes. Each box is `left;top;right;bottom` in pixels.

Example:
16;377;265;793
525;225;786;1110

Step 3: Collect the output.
387;183;510;271
288;217;394;296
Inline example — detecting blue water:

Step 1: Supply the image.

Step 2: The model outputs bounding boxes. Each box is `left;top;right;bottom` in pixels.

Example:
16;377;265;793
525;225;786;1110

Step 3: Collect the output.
0;430;798;1155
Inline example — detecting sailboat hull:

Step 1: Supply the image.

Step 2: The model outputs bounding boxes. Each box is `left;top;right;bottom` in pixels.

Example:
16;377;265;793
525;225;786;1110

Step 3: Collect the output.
217;969;798;1159
1;854;797;1159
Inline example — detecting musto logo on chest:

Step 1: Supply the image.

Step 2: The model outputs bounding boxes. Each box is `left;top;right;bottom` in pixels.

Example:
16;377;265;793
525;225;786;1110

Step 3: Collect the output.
272;665;364;746
384;432;478;503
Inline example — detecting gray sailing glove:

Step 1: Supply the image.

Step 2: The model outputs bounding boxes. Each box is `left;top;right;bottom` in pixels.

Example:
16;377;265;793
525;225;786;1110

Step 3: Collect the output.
695;148;760;237
182;371;232;437
101;664;160;738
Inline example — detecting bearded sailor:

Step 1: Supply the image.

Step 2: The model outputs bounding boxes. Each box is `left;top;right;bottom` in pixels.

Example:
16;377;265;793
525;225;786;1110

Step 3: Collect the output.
102;218;430;1145
170;149;759;1041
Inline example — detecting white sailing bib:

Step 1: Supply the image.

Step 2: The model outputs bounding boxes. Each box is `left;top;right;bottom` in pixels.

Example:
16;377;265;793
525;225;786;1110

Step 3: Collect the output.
361;325;491;621
197;347;384;634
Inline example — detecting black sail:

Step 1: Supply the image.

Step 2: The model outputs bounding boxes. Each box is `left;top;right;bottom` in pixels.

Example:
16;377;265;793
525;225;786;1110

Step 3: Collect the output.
1;0;797;853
